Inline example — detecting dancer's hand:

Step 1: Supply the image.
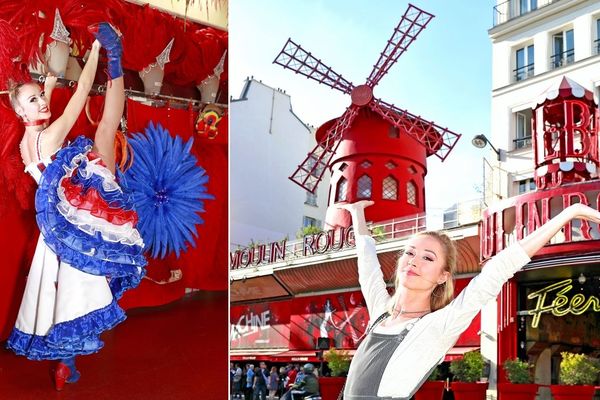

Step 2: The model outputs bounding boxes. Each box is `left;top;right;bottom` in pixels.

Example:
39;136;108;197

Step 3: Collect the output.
43;73;57;104
91;39;101;52
44;73;57;91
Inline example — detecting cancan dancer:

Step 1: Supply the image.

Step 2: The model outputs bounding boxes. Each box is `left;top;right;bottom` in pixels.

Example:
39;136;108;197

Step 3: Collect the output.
5;22;146;391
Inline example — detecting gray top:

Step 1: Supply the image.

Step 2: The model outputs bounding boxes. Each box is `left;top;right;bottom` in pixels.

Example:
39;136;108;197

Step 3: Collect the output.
344;316;433;400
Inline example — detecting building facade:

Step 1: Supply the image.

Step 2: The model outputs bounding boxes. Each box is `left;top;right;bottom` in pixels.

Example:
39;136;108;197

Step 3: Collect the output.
230;78;330;249
486;1;600;399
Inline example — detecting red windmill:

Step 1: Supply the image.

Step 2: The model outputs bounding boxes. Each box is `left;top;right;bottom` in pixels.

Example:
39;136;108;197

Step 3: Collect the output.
274;4;462;229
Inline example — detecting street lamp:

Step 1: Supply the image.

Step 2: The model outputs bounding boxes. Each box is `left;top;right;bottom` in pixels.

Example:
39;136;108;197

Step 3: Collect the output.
472;134;506;162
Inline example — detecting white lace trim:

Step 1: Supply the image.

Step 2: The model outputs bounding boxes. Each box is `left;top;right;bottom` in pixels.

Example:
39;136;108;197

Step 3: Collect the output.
55;155;144;247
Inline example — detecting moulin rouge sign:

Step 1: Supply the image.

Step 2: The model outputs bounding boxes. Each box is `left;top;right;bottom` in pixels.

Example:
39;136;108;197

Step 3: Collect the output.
230;226;356;269
480;183;600;261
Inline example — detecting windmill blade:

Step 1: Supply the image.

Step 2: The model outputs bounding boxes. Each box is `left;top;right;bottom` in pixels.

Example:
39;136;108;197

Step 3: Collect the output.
369;98;461;161
366;4;434;88
274;38;355;95
289;107;359;193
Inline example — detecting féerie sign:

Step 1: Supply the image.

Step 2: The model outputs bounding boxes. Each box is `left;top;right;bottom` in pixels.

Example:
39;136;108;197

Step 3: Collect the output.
527;279;600;328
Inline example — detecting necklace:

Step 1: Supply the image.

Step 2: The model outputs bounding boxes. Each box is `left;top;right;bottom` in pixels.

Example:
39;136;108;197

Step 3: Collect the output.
393;307;431;317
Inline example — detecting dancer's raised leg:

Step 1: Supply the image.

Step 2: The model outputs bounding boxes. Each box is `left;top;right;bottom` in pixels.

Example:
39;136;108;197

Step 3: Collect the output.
88;23;124;174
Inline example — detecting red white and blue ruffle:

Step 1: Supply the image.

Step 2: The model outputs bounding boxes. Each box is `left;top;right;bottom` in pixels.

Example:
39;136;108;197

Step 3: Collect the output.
7;136;147;360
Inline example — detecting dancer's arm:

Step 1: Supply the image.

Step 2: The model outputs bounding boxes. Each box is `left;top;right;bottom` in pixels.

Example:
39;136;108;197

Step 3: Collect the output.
338;200;390;318
42;40;101;153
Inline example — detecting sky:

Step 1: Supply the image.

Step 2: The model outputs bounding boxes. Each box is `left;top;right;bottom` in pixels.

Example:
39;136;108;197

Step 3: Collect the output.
229;0;495;216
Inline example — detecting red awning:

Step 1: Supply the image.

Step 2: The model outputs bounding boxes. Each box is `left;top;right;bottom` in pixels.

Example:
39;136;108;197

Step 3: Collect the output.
231;349;359;363
272;349;358;363
230;349;284;361
271;350;322;363
443;346;480;362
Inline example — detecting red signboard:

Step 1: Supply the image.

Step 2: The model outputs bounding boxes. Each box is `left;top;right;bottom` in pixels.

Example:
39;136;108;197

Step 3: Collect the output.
230;302;291;349
288;292;369;350
231;279;480;353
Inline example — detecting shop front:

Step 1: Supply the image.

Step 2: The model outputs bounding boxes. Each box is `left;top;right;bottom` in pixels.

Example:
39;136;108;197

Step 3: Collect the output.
230;261;483;368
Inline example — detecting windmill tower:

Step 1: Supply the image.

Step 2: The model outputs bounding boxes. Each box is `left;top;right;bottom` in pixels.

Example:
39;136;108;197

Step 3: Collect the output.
274;4;461;229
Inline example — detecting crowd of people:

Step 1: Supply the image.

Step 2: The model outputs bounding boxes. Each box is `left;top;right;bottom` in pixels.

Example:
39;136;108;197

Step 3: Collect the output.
230;362;320;400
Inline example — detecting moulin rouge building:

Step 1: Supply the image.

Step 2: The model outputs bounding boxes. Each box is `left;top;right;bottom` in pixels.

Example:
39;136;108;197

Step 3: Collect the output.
231;2;600;400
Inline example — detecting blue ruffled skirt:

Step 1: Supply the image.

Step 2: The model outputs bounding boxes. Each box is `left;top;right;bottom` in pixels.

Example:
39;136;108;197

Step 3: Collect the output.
7;136;147;360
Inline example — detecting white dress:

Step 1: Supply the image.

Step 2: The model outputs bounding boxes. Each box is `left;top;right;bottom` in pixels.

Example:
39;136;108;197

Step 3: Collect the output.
7;136;146;360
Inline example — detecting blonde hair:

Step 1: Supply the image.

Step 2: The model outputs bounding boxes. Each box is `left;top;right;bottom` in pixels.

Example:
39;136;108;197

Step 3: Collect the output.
388;230;457;314
8;81;32;113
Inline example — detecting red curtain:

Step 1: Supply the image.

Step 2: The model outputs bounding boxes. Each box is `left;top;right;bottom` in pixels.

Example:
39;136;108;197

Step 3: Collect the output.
119;98;228;310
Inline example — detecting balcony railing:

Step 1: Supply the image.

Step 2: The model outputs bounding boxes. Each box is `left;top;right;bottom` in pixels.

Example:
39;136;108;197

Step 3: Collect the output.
514;63;534;82
550;49;575;69
493;0;560;27
513;136;532;150
230;199;484;270
594;39;600;56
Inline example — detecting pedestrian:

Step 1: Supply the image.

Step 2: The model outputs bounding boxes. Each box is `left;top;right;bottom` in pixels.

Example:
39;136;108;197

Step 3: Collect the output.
268;366;279;400
253;364;268;400
245;364;255;400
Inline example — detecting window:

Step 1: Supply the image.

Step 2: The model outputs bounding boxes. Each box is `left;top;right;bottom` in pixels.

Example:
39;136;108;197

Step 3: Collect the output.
515;109;532;150
518;178;536;194
385;161;397;170
515;44;534;81
382;176;398;200
595;18;600;55
357;175;372;199
408;166;417;174
407;181;417;205
551;29;574;69
305;191;317;206
519;0;537;15
388;126;399;138
302;216;320;228
335;177;348;202
360;160;372;169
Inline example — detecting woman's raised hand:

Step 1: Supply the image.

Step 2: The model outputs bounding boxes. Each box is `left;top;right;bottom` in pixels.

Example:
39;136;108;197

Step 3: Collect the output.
335;200;374;235
519;203;600;258
565;203;600;223
336;200;375;213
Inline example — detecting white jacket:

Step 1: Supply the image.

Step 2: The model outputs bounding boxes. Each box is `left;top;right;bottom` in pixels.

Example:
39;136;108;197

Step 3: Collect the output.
352;234;531;398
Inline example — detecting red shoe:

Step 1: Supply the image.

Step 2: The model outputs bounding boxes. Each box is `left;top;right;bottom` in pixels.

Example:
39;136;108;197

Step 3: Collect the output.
54;362;70;391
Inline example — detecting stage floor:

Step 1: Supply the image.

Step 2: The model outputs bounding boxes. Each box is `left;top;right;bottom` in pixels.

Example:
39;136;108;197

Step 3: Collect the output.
0;290;228;399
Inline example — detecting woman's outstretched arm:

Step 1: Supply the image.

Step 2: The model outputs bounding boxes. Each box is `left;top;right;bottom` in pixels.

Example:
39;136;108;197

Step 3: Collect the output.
338;200;390;318
518;203;600;257
41;40;101;154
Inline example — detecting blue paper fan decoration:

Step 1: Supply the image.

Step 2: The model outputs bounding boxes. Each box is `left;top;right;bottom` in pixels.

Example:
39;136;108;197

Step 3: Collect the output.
119;122;214;259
